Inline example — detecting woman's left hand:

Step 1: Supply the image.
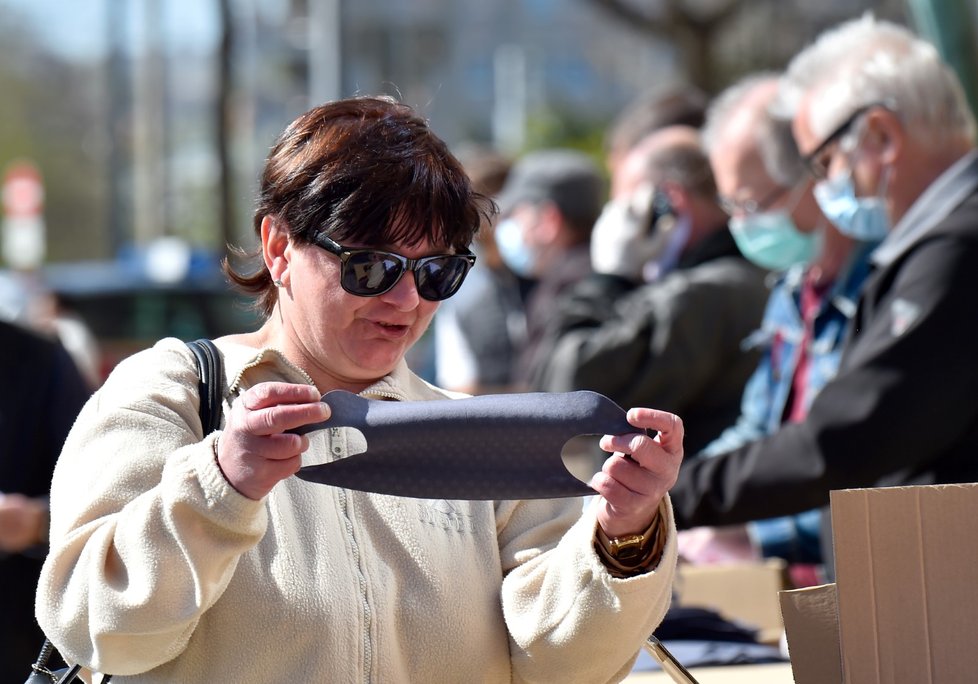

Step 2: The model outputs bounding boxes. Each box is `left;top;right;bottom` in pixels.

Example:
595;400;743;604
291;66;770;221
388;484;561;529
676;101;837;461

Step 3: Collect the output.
589;407;684;538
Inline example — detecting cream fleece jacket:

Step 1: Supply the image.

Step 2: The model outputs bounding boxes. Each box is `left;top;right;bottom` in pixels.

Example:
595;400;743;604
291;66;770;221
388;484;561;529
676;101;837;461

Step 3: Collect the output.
36;337;677;683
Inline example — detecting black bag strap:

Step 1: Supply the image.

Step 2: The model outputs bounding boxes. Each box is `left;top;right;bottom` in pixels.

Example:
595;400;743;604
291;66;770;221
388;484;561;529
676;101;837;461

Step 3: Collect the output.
186;338;225;434
27;340;225;683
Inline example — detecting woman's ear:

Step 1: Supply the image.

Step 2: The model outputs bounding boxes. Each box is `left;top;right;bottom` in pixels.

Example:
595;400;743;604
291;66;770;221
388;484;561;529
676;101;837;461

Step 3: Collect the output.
261;216;291;287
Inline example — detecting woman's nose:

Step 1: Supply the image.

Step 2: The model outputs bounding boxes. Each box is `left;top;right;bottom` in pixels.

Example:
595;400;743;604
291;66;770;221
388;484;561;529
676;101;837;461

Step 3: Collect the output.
379;269;422;310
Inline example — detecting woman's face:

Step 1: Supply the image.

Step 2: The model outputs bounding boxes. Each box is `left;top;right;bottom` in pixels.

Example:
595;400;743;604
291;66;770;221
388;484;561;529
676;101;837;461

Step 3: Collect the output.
277;233;443;392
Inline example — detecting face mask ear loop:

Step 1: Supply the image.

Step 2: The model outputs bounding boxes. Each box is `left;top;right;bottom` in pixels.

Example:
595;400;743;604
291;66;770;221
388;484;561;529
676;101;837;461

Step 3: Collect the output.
812;214;830;239
840;113;893;202
836;110;873;178
876;161;893;201
782;178;809;216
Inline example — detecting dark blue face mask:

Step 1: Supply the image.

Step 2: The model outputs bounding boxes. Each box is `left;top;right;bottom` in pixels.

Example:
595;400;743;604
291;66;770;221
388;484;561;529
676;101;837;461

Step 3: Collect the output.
292;390;645;500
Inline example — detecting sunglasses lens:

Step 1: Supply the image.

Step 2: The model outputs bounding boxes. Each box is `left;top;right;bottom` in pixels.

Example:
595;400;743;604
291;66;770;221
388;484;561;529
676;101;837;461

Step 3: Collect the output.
342;251;403;295
416;256;472;301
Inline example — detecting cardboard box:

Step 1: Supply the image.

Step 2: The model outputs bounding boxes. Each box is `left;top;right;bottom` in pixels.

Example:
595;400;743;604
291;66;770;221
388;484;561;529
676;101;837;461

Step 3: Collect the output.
676;558;788;645
780;483;978;683
779;583;842;684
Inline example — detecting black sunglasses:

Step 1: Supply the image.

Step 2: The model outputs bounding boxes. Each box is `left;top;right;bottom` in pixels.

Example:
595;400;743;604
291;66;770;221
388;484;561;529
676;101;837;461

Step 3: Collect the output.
311;233;476;301
802;103;886;180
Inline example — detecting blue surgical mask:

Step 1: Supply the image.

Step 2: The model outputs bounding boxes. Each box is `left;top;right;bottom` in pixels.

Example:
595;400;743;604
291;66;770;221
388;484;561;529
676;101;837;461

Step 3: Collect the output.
813;168;890;242
729;211;818;271
494;218;537;277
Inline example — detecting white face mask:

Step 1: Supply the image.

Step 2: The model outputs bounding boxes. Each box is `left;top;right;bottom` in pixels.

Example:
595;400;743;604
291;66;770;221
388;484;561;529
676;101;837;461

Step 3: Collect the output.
813;167;890;242
590;184;690;282
494;217;538;277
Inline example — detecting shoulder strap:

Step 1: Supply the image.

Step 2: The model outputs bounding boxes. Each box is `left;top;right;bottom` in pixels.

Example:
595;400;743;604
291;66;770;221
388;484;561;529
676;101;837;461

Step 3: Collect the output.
186;338;225;434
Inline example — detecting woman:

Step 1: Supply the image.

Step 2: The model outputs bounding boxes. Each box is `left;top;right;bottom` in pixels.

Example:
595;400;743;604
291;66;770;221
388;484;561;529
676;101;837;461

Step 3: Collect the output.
36;96;682;682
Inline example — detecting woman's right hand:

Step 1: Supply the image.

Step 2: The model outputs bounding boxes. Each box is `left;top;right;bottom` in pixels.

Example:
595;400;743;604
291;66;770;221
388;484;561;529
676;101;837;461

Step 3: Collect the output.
217;382;330;500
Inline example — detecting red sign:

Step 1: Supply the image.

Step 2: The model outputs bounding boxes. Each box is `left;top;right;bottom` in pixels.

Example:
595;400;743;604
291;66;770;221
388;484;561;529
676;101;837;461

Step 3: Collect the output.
2;161;44;218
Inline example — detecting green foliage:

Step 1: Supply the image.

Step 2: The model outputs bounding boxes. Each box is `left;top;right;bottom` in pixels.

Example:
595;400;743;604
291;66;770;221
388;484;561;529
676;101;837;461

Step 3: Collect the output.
0;19;108;265
521;104;610;175
907;0;978;119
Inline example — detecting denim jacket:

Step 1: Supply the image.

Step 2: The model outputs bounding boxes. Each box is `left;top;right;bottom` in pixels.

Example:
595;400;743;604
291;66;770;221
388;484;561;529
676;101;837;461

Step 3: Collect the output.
701;240;878;562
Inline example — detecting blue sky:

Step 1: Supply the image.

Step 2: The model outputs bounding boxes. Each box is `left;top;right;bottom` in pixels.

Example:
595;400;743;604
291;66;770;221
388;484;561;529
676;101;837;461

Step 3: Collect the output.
2;0;223;61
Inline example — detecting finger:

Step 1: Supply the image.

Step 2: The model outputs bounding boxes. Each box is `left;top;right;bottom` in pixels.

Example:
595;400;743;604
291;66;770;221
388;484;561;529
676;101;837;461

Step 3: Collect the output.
590;457;652;496
589;467;661;520
222;452;304;501
250;433;311;461
242;402;329;436
626;407;683;443
240;382;324;411
598;432;649;456
596;410;683;455
601;448;679;489
263;453;304;480
600;410;683;457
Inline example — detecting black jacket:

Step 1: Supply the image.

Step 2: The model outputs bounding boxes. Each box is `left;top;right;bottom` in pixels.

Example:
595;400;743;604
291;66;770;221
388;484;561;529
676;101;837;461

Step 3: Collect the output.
671;157;978;529
0;320;91;679
530;227;768;453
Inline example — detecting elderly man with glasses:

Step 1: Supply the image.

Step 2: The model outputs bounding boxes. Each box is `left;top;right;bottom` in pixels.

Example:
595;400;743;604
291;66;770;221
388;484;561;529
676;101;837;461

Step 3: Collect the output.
675;72;879;574
668;15;978;575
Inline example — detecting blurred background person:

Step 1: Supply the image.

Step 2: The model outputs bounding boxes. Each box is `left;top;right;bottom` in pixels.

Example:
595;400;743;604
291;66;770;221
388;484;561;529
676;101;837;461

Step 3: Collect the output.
0;318;90;681
0;274;101;390
532;126;769;454
27;290;102;390
434;144;525;395
670;17;978;576
492;149;605;390
605;83;709;184
677;72;878;582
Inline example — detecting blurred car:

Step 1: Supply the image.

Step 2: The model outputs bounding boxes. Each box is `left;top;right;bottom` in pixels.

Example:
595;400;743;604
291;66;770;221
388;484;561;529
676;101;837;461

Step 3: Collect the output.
10;241;261;384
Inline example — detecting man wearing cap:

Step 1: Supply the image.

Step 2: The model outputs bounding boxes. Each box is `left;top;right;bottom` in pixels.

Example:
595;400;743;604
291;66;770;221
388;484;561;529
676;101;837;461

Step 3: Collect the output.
492;149;606;387
530;126;769;454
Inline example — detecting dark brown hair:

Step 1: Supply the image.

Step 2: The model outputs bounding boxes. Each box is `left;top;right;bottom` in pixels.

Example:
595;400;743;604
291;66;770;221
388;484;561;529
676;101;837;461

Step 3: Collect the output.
224;96;489;316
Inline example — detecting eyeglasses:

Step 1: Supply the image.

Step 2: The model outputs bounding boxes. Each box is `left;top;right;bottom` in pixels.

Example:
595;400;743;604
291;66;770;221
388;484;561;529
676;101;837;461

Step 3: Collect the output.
311;233;476;301
718;183;790;217
802;104;884;180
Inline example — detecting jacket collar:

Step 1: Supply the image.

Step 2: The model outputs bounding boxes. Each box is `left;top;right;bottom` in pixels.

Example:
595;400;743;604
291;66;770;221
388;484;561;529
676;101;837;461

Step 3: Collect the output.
219;340;450;403
676;224;742;270
872;149;978;268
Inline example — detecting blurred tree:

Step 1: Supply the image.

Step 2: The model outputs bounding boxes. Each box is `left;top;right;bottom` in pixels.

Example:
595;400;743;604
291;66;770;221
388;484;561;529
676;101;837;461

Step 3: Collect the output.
589;0;741;92
216;0;235;255
587;0;909;94
524;107;608;159
0;37;33;161
0;17;108;264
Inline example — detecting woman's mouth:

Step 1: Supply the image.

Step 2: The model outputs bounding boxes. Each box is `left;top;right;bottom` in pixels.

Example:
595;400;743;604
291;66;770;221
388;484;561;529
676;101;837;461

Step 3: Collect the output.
372;320;410;338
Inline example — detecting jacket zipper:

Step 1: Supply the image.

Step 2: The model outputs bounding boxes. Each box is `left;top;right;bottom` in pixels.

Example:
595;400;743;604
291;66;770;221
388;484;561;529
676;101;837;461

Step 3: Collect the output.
229;346;399;679
337;480;373;681
227;348;317;393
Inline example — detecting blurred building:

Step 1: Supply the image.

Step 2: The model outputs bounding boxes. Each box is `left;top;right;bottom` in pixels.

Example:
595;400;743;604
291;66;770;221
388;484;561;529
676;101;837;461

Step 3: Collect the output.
336;0;676;152
1;0;916;263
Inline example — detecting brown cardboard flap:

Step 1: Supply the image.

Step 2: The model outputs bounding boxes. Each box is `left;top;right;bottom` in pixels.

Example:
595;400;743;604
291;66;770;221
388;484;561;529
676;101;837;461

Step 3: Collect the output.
676;559;787;644
831;484;978;683
779;583;842;684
